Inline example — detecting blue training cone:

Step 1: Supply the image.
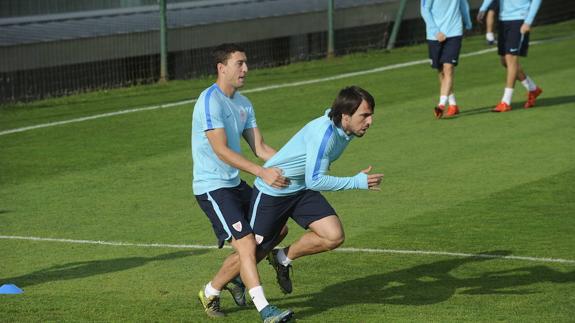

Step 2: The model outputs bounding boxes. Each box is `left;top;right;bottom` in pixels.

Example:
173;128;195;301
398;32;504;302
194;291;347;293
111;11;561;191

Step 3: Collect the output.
0;284;23;294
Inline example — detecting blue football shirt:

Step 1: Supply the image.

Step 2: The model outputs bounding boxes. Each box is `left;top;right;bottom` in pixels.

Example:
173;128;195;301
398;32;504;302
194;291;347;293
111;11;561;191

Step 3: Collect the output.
254;109;368;197
480;0;541;25
191;83;257;195
421;0;472;40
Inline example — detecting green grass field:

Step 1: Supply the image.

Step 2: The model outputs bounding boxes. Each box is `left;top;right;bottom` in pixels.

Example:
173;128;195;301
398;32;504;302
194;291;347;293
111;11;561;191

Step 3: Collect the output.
1;20;574;322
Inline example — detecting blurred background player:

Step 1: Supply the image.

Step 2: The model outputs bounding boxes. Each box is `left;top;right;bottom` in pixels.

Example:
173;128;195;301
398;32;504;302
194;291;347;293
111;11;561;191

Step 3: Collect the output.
485;0;499;45
420;0;472;119
477;0;543;112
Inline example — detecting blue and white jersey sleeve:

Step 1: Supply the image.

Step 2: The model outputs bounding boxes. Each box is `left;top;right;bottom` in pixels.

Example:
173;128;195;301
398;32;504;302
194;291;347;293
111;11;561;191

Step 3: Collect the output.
304;123;368;192
244;100;257;130
460;0;472;30
196;85;226;131
421;0;441;39
523;0;542;25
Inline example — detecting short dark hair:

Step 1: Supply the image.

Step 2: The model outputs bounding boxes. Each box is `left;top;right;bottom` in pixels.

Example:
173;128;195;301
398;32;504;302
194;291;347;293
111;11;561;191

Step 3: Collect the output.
328;86;375;126
212;43;246;71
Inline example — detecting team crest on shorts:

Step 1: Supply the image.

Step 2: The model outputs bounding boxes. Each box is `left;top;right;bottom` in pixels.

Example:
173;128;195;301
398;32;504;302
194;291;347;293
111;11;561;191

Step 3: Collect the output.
232;221;243;232
255;234;264;245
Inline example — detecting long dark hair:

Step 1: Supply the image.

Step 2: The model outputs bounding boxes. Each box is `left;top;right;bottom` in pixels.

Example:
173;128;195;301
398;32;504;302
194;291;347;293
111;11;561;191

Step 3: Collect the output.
328;86;375;126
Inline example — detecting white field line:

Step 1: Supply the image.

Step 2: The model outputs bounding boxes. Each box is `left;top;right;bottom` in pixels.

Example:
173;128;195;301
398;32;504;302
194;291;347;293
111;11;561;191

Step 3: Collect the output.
1;234;574;265
0;46;505;137
5;35;571;137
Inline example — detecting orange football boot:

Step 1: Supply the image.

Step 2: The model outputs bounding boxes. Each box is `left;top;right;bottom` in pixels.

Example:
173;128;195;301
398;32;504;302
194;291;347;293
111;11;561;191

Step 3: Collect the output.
524;87;543;108
446;105;459;117
492;102;512;112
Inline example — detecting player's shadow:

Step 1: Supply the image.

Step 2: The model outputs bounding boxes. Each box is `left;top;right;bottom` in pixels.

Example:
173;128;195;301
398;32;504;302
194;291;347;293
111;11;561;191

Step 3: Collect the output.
452;94;575;118
276;250;575;319
0;250;203;288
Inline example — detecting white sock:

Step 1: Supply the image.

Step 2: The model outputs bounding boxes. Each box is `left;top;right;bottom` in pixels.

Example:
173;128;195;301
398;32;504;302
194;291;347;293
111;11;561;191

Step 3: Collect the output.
448;94;457;106
249;286;269;312
521;76;537;92
277;248;292;266
486;32;495;42
502;88;514;105
438;95;448;107
204;282;221;298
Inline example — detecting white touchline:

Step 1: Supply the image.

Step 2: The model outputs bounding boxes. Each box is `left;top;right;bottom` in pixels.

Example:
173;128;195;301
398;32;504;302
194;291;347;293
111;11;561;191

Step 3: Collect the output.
1;41;540;137
10;34;575;138
1;235;574;265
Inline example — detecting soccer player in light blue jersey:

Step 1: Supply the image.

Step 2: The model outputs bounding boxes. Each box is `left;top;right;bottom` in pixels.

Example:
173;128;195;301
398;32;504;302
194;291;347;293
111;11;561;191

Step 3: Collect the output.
478;0;543;112
249;86;384;294
421;0;472;119
192;43;292;322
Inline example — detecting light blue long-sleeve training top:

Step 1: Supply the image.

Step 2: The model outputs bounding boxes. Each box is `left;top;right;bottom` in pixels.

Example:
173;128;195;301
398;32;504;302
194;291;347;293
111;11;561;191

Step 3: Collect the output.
254;109;368;197
480;0;541;25
421;0;472;41
191;83;257;195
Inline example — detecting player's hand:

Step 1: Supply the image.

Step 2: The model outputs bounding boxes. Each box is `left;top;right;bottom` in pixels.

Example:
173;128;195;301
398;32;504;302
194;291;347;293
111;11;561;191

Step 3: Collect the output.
476;11;485;24
361;166;384;191
259;167;290;189
520;23;531;34
436;32;447;42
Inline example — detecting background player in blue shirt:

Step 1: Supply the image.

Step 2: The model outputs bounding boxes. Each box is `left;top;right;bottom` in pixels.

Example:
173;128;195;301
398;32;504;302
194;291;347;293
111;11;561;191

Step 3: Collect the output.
477;0;543;112
421;0;472;119
249;86;384;294
192;43;292;322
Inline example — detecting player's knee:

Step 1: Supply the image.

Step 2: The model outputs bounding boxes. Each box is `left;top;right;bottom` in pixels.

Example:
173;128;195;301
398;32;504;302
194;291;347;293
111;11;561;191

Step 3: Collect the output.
324;233;345;250
233;234;257;254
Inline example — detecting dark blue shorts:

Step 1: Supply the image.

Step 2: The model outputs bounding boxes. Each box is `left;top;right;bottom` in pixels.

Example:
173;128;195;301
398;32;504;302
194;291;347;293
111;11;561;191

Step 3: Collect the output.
498;20;529;57
487;0;499;11
249;188;336;252
427;36;462;70
195;180;253;248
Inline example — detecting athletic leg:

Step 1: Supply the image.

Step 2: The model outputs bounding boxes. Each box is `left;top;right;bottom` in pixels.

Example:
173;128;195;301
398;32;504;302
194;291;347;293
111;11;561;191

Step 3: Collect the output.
284;215;344;260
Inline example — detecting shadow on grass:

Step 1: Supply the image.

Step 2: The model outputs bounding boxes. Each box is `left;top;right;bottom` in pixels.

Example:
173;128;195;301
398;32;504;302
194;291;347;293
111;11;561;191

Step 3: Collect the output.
1;250;203;288
277;250;575;319
448;94;575;119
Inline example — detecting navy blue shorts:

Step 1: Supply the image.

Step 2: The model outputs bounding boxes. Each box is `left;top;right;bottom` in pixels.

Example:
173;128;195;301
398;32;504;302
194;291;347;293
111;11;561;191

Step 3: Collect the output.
427;36;462;70
249;188;336;252
487;0;499;11
195;180;253;248
498;20;529;57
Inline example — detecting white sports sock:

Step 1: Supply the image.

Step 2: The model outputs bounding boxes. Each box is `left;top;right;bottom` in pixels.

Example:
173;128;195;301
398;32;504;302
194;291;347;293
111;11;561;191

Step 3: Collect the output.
249;286;270;312
448;94;457;106
502;88;514;105
204;282;221;298
276;248;292;266
438;95;448;107
521;76;537;92
486;32;495;42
